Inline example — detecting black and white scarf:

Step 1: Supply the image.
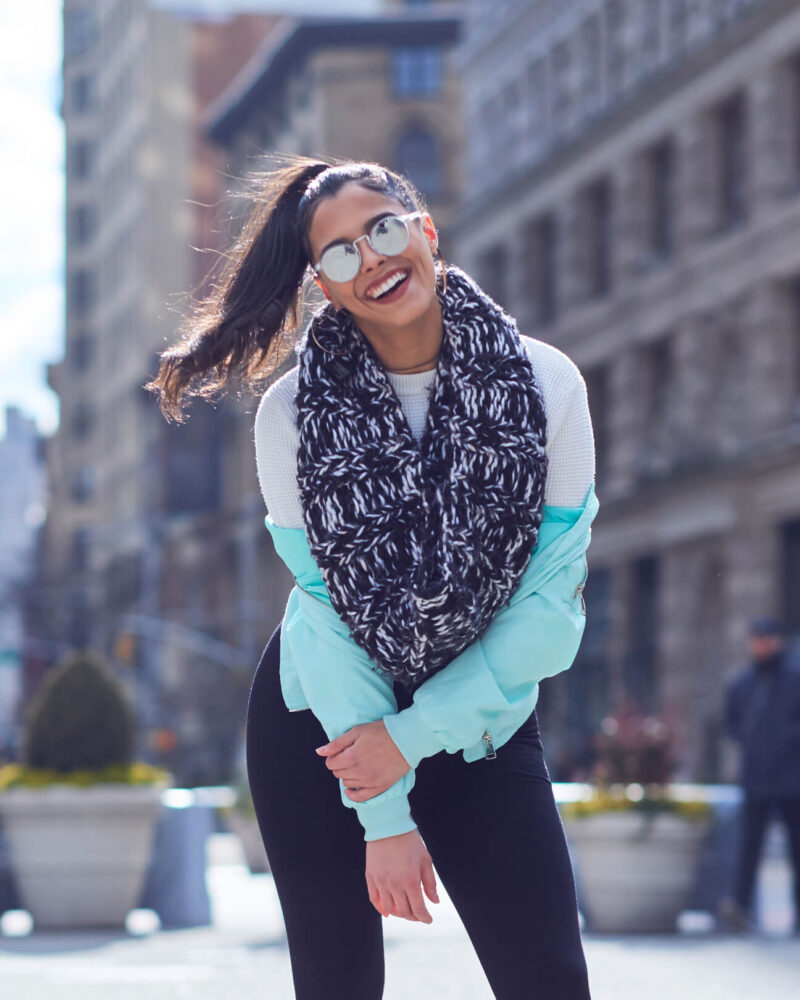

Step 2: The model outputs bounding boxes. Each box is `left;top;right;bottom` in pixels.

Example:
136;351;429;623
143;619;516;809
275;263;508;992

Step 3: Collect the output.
295;264;548;690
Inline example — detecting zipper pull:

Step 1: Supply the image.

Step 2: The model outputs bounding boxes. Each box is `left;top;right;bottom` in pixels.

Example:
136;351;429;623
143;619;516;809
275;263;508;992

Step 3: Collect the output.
482;729;497;760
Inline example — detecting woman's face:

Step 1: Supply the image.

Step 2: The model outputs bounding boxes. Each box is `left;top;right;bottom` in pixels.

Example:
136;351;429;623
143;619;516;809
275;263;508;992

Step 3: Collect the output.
307;181;439;329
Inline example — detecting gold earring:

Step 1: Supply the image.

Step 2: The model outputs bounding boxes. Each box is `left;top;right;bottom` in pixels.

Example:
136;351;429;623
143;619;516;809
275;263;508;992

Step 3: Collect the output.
311;327;351;356
436;250;447;297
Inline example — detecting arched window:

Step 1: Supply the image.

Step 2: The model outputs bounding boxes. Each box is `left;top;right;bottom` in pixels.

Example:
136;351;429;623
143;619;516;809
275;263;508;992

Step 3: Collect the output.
395;126;443;200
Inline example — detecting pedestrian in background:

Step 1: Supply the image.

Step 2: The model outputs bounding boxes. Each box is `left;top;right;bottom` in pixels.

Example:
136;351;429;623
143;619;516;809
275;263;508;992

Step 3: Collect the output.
718;616;800;935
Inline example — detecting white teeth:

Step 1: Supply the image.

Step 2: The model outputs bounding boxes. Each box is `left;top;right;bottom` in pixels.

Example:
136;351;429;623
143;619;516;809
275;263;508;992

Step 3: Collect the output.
367;270;408;299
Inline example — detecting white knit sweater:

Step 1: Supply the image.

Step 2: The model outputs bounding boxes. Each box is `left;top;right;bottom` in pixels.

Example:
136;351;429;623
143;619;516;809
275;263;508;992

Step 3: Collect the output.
254;335;595;528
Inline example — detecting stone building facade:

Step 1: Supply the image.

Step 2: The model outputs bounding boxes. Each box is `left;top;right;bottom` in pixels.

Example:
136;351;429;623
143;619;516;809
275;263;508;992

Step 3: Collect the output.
454;0;800;781
205;9;463;238
43;1;281;780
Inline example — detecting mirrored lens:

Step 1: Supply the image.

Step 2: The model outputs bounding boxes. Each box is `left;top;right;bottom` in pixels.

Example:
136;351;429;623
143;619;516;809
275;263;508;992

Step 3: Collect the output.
370;215;411;256
318;243;360;283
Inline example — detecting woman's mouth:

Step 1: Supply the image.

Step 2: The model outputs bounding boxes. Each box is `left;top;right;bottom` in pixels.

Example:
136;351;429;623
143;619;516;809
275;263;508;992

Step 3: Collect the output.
365;269;412;303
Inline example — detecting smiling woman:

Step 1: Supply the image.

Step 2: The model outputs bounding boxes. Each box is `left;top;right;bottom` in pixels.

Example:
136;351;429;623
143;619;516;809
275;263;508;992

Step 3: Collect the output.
146;153;596;1000
145;155;446;419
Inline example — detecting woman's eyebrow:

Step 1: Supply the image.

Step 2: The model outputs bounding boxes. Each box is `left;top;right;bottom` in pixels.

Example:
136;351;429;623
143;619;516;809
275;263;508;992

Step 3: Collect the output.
318;211;396;258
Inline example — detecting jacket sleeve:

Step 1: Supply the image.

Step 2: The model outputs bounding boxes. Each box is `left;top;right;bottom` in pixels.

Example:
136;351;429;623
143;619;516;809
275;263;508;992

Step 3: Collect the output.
381;533;592;768
282;600;418;842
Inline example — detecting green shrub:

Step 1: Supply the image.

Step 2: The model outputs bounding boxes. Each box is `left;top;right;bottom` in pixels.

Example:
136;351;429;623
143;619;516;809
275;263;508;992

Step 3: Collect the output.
22;648;136;773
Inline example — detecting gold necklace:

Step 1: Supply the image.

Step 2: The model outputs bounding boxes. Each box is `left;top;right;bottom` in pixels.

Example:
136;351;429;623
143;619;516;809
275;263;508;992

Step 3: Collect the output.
384;351;440;374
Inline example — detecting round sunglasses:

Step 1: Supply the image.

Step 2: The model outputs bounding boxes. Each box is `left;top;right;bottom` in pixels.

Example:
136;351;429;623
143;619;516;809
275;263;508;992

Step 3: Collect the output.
312;211;425;283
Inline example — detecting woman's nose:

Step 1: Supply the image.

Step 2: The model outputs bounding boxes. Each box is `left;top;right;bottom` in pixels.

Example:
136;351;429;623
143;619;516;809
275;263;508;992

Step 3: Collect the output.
358;236;386;271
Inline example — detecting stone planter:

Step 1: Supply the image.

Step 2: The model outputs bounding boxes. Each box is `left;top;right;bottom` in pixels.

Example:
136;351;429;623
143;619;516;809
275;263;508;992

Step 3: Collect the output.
562;808;712;933
226;812;270;874
0;783;164;929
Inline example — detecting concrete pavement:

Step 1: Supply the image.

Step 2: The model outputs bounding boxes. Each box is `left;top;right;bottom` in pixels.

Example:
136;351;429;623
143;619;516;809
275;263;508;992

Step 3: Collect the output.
0;833;797;999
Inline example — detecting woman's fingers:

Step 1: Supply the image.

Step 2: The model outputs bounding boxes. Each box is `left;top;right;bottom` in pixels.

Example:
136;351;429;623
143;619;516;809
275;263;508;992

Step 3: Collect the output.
366;872;389;918
389;886;431;924
421;857;440;905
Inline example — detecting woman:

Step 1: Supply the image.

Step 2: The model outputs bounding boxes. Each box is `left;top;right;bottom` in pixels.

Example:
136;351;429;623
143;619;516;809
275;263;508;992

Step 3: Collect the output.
148;155;597;999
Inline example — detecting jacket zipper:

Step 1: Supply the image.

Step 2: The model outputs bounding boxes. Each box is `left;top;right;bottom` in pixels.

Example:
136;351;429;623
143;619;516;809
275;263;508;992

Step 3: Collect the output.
482;729;497;760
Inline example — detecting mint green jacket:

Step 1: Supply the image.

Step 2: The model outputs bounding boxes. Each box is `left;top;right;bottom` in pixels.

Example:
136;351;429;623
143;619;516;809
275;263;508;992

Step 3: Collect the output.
265;481;599;841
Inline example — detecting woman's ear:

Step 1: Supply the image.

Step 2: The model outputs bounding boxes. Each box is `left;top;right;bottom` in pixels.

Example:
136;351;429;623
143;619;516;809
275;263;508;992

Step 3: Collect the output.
422;214;438;251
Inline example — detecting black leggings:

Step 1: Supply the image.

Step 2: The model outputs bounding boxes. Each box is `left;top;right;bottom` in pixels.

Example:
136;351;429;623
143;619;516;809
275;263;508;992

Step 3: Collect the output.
246;623;592;1000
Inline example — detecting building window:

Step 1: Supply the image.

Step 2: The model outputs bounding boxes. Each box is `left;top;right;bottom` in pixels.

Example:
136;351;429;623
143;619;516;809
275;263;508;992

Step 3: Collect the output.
584;365;610;485
392;47;442;98
71;73;93;114
666;0;690;56
551;39;574;132
69;269;94;313
70;333;95;373
64;6;97;59
395;126;443;199
525;58;548;150
645;138;674;262
586;178;613;298
605;0;628;98
526;213;558;325
792;54;800;184
70;466;95;503
478;243;509;312
717;92;748;230
69;140;93;180
579;15;603;119
638;336;674;478
69;204;95;245
624;554;660;713
71;527;90;571
164;405;222;515
71;401;94;440
642;0;662;69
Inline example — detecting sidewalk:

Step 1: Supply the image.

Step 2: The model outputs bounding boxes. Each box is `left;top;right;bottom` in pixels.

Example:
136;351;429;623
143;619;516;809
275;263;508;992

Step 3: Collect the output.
0;833;797;1000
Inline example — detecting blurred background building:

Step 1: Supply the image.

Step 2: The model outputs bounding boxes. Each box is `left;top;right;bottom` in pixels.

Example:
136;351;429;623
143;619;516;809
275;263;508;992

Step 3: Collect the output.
0;409;46;754
13;0;800;787
453;0;800;780
27;0;463;784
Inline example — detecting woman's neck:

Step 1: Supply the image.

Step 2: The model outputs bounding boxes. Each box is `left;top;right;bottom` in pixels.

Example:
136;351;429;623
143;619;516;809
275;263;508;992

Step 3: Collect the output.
356;296;443;374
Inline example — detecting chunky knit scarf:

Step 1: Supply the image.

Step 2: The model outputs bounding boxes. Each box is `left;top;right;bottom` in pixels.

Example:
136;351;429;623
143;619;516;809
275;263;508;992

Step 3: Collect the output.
295;264;548;690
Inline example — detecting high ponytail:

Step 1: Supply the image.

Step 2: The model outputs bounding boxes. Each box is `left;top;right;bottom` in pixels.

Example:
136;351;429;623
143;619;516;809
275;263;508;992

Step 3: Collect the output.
145;154;332;422
146;153;427;422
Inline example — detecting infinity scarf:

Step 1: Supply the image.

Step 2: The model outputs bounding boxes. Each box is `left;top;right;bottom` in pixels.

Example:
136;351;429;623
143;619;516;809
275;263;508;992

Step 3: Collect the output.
295;264;548;690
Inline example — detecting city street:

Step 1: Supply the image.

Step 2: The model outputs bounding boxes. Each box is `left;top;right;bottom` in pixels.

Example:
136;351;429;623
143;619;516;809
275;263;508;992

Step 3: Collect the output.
0;833;797;1000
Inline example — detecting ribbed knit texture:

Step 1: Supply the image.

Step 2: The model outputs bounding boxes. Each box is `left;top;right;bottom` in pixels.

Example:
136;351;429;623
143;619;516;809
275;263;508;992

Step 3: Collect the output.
255;335;595;529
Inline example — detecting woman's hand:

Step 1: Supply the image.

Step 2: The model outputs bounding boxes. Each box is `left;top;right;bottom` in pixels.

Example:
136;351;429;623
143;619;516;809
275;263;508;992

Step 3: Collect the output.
366;830;439;922
316;720;410;801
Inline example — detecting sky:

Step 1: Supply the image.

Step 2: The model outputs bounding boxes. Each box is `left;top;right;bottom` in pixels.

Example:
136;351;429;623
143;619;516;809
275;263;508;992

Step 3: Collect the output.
0;0;63;441
0;0;385;444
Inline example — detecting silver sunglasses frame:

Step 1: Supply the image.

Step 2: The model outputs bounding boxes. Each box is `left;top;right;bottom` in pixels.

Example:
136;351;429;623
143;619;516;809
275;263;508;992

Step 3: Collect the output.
312;211;425;282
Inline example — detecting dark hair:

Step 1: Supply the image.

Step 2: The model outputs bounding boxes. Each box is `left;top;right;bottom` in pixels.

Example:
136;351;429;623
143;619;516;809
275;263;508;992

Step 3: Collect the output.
145;153;427;422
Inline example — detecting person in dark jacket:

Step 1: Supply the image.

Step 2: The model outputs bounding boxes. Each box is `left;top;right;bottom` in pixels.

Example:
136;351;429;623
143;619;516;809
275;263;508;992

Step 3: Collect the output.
718;616;800;934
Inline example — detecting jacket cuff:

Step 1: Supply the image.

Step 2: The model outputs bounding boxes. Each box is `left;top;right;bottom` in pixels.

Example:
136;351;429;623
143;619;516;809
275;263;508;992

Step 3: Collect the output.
350;788;418;842
383;706;447;770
